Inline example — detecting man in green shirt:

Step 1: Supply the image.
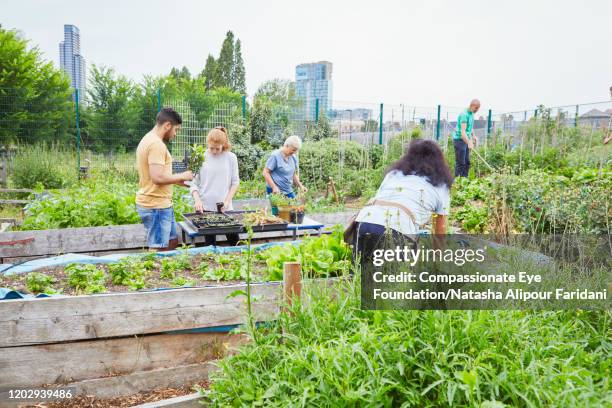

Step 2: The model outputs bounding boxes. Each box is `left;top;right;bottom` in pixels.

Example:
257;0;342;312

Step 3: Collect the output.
453;99;480;177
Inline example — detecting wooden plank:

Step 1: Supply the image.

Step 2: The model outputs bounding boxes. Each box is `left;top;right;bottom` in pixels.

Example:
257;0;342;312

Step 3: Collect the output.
0;200;29;205
133;393;202;408
0;224;148;258
0;283;280;347
0;332;246;389
0;362;218;402
0;189;34;194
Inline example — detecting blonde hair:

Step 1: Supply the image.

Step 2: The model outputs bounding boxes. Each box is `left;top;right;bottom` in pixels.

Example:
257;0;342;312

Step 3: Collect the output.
206;126;231;151
284;135;302;150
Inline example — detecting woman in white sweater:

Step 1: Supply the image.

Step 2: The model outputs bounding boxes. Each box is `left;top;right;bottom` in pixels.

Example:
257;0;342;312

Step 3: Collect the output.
190;126;240;246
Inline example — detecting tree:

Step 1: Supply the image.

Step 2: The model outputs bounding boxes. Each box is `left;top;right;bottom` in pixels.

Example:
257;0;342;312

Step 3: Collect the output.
201;54;217;90
216;31;235;88
233;39;246;94
0;27;73;144
306;114;335;141
86;64;138;151
253;79;302;145
170;66;191;82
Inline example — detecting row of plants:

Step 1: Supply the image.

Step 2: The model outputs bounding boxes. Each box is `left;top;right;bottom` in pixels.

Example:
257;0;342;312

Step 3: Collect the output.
450;168;611;234
18;175;191;230
0;227;351;295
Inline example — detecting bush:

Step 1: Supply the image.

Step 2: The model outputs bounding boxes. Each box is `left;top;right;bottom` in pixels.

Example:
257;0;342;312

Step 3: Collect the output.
230;124;266;180
11;144;76;189
299;139;371;191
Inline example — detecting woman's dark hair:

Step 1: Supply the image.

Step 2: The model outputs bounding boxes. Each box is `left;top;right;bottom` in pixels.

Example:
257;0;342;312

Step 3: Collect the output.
387;139;453;188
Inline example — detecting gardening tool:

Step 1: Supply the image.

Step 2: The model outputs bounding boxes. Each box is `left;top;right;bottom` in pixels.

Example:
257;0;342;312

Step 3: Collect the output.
471;148;496;172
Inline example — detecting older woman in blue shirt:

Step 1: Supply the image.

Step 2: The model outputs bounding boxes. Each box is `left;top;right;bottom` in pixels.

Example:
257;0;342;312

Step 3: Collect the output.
262;135;308;198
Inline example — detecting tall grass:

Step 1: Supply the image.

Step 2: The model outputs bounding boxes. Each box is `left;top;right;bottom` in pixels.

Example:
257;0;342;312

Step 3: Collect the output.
203;277;611;406
11;144;77;189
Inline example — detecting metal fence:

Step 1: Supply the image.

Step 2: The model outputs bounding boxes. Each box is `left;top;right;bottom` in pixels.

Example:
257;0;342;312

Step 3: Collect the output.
1;84;610;186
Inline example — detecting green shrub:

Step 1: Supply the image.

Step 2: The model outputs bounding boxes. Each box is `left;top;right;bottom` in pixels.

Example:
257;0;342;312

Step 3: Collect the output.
11;144;76;188
299;139;370;191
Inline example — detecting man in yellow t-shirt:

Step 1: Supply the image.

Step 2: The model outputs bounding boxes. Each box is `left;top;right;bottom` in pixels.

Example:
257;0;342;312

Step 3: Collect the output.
136;108;193;250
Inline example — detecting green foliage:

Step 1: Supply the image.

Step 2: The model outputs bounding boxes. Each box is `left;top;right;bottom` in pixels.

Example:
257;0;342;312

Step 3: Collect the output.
25;272;57;294
259;226;351;281
160;252;192;280
107;257;149;290
11;144;76;189
305;114;335;141
216;31;235;89
0;27;73;144
188;144;206;173
20;176;191;230
451;169;611;234
252;79;301;146
268;193;293;208
171;275;195;287
203;279;611;406
66;263;106;294
230;124;266;180
299;139;371;191
232;39;246;94
201;55;217;91
85;64;139;152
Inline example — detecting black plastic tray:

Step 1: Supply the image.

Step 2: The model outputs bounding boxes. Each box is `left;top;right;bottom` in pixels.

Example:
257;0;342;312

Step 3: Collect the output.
182;211;289;235
182;212;243;235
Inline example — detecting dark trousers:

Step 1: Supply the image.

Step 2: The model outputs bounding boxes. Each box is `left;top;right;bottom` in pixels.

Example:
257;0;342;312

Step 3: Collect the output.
453;139;470;177
353;222;417;269
204;233;240;246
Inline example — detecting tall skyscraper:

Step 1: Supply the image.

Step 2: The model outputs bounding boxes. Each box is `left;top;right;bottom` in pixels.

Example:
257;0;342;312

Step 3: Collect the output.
295;61;333;121
59;24;86;97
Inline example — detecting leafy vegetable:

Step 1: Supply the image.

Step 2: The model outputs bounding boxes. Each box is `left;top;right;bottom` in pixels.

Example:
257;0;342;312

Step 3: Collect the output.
25;272;57;294
65;264;106;294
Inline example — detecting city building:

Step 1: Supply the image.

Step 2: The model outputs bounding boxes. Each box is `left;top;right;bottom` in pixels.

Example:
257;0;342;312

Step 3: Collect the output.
295;61;333;121
59;24;86;97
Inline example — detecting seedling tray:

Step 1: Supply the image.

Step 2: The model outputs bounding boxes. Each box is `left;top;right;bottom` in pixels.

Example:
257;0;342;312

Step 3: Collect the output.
183;212;244;235
183;211;289;235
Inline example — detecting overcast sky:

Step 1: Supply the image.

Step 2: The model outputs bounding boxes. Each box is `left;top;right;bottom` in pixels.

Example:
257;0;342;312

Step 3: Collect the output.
3;0;611;112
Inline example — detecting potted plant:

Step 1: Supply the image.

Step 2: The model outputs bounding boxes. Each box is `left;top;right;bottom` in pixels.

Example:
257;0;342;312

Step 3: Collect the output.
269;193;290;217
289;204;306;224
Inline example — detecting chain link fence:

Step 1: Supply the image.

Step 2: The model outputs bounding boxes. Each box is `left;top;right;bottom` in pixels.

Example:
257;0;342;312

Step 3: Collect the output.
2;85;610;187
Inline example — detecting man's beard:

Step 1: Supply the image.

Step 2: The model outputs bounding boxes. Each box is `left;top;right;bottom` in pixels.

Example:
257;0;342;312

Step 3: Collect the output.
162;129;174;142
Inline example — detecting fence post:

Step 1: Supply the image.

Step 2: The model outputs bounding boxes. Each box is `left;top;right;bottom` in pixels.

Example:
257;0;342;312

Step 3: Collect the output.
283;262;302;306
156;89;161;112
574;105;579;128
378;103;384;145
315;98;319;122
487;109;492;137
75;89;81;178
435;105;441;140
242;95;247;123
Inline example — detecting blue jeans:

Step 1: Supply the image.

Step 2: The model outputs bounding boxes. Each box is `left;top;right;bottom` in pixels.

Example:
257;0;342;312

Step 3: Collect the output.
453;139;470;177
265;186;296;199
136;205;178;248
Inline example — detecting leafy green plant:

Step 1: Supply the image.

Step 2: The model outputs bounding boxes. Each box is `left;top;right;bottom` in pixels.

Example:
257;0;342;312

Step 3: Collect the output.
259;225;351;281
107;257;148;290
171;275;195;287
269;193;292;208
19;175;192;231
188;144;207;173
25;272;57;294
65;263;106;294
